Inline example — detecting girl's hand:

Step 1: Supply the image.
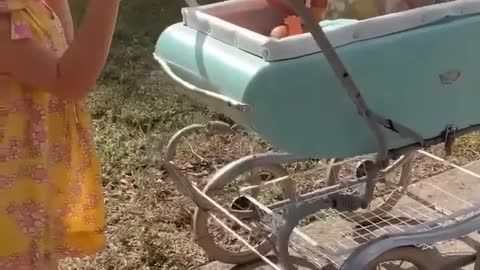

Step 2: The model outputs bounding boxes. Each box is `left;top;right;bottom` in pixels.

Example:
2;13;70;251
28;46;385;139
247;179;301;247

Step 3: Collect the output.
0;0;121;101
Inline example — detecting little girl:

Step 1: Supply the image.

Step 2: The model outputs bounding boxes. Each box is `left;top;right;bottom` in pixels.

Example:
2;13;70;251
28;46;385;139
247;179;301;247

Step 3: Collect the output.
0;0;119;269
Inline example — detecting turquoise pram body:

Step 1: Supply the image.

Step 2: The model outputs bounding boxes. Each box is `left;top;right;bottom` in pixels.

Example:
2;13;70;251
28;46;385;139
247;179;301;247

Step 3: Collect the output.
155;0;480;158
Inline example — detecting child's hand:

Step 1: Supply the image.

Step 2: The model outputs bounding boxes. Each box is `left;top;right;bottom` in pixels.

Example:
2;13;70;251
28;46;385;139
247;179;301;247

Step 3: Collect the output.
0;0;121;101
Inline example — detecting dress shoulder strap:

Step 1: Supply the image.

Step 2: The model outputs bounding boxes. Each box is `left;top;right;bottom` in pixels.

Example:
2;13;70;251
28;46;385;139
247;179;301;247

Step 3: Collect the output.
0;0;43;40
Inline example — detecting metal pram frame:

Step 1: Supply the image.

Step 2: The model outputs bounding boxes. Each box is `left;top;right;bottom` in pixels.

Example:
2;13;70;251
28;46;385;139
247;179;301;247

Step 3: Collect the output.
158;0;480;269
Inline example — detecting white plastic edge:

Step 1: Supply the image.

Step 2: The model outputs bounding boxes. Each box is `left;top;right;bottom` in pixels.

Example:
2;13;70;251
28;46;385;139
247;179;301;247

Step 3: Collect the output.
182;0;480;61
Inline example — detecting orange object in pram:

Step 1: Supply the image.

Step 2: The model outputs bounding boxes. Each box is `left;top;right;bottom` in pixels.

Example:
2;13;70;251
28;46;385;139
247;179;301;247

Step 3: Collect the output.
269;0;329;39
284;15;303;35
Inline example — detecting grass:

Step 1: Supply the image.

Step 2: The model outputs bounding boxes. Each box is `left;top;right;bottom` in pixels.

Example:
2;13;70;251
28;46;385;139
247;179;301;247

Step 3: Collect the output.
60;1;480;269
60;2;211;269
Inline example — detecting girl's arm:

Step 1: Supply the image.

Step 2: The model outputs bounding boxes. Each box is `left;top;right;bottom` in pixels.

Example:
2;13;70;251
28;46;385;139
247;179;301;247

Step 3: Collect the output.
44;0;75;43
0;0;120;101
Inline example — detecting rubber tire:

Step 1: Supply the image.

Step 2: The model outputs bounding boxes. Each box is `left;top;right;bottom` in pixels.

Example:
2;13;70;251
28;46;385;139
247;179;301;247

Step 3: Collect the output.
193;164;294;265
365;246;440;270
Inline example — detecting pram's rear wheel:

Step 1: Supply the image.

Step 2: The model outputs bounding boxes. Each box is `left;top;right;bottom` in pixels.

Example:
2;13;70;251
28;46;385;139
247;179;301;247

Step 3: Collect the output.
365;246;439;270
193;164;295;264
326;153;414;223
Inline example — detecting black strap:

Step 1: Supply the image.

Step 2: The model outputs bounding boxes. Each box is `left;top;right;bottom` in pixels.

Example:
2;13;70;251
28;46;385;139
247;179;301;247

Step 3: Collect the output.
370;112;425;146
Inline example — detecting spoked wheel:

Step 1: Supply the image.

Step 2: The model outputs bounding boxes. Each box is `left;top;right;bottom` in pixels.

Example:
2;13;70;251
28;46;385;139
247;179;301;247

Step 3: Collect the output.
365;246;440;270
166;120;297;265
325;153;414;223
193;164;296;265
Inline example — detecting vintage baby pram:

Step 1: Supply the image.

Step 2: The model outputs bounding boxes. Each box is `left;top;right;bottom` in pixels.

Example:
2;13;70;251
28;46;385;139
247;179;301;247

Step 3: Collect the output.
155;0;480;269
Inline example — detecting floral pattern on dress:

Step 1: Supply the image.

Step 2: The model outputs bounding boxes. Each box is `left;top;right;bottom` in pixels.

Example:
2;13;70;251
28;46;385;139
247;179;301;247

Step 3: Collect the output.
6;201;47;237
48;96;66;113
0;174;16;189
31;166;48;183
8;139;24;160
12;21;32;39
48;143;66;164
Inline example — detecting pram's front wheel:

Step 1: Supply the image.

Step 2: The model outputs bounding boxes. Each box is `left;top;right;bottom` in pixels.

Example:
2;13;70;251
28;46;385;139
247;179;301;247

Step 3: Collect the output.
364;246;439;270
193;164;296;264
165;120;297;264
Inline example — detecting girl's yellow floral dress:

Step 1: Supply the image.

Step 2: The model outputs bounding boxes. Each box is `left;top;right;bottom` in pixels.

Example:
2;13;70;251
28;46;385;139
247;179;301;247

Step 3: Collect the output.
0;0;105;268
